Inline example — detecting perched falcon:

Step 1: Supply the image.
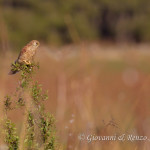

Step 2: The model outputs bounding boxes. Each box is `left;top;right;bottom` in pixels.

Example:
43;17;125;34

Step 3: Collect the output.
9;40;40;75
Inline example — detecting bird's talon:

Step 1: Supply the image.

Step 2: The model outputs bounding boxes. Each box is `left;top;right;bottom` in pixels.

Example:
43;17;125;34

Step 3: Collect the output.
23;60;31;65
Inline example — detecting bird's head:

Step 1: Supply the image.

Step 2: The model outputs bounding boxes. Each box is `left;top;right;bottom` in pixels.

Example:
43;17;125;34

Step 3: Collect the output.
27;40;40;52
32;40;40;47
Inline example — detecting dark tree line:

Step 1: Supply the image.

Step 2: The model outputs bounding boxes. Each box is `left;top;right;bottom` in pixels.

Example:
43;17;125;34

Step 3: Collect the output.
0;0;150;49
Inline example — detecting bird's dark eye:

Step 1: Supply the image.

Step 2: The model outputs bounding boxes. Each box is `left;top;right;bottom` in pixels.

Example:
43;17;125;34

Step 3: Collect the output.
33;41;39;46
35;42;38;46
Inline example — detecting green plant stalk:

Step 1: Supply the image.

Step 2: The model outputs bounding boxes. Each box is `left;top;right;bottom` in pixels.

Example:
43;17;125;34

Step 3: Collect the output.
3;62;57;150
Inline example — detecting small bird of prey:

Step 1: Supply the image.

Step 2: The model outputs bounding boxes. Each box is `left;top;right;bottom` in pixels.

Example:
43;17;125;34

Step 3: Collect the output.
9;40;40;75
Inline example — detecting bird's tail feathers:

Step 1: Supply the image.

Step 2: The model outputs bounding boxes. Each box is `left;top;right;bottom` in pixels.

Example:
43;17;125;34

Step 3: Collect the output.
8;69;19;75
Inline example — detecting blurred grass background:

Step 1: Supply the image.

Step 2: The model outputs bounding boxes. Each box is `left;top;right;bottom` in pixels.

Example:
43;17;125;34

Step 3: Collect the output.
1;44;150;149
1;0;150;150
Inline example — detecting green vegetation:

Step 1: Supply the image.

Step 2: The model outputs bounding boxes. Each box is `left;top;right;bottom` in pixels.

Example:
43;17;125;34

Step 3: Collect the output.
0;0;150;49
2;62;57;150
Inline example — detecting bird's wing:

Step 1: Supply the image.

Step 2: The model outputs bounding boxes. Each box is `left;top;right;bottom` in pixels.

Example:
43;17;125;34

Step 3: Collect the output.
17;45;28;60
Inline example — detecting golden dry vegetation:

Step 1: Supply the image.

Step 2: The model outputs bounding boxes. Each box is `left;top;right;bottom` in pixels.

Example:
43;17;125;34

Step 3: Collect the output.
1;42;150;149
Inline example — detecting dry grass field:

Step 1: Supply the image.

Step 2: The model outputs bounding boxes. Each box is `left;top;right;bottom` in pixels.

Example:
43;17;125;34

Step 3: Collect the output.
1;42;150;149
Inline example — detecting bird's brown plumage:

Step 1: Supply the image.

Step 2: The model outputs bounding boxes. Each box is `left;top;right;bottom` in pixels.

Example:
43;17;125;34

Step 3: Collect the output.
9;40;40;75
